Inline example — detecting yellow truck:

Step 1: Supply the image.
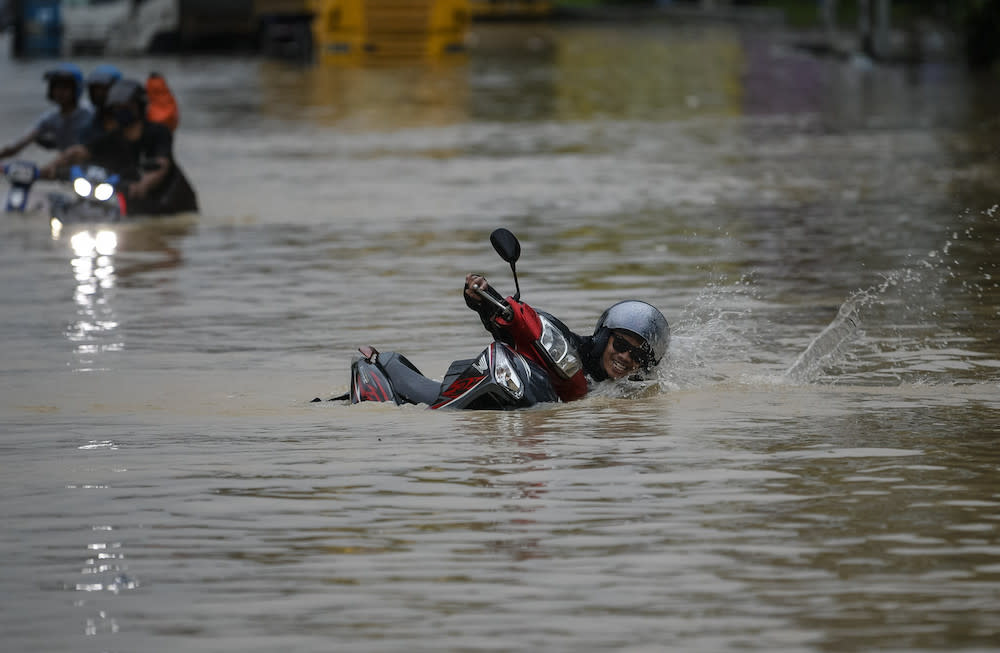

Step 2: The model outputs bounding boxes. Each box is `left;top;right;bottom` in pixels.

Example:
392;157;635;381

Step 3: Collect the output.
255;0;469;63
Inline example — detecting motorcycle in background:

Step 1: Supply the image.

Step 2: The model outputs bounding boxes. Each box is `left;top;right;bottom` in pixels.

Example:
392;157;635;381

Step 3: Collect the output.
3;161;126;226
3;160;40;213
50;164;127;227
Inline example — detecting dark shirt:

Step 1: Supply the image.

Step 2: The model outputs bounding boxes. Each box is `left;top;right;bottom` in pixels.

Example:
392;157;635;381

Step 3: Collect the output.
78;109;111;146
85;120;197;215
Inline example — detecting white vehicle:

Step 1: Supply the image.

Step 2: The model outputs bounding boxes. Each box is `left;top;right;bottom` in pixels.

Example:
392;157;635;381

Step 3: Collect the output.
61;0;179;55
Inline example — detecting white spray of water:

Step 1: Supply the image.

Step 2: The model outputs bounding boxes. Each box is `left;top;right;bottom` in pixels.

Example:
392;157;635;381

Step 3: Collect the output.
595;208;998;394
783;296;862;383
783;212;999;384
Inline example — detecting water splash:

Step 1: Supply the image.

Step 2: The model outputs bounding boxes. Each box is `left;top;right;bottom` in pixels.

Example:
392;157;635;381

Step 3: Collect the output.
781;257;950;385
636;208;1000;391
784;296;862;383
657;274;764;390
784;209;1000;385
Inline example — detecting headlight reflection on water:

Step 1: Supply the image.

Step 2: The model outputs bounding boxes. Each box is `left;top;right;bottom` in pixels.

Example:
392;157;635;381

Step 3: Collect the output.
66;228;122;370
70;230;118;257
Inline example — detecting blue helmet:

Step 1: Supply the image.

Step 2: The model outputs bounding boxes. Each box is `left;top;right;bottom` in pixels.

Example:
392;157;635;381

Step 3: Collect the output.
592;300;670;371
86;64;123;86
44;63;85;102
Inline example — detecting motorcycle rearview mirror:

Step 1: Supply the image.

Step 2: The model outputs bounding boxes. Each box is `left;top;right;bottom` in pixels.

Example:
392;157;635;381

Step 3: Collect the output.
490;228;522;301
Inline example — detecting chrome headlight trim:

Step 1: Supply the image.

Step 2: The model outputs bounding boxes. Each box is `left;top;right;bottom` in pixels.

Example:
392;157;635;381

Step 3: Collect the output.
493;346;525;400
537;314;582;379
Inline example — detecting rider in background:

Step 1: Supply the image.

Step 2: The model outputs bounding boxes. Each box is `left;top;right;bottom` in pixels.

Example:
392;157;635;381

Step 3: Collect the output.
40;78;198;216
79;64;123;144
464;273;669;390
0;63;93;159
82;67;180;141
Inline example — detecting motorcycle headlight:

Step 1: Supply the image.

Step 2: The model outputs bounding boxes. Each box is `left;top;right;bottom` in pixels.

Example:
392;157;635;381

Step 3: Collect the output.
493;346;524;399
537;314;582;379
73;177;92;198
93;183;114;201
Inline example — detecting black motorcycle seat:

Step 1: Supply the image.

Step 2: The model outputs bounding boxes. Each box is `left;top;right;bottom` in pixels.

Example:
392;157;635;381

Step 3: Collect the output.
378;352;443;406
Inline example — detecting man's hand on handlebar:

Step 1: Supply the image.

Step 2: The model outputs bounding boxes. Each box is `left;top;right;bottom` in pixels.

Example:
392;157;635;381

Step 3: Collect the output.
464;273;490;303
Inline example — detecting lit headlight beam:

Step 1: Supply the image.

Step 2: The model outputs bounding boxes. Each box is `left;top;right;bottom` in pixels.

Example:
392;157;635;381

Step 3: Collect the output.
73;177;92;198
93;183;114;201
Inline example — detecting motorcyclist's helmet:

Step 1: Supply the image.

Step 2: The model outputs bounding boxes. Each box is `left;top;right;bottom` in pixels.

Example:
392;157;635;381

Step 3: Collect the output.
87;64;123;87
44;63;85;103
86;65;123;109
592;300;670;371
106;78;148;114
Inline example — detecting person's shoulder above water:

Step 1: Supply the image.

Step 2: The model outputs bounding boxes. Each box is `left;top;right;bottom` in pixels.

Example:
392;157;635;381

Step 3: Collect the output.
33;105;93;150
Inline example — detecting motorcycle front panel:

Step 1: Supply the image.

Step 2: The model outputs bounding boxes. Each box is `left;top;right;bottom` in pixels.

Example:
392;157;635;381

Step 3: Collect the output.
431;343;559;410
51;196;124;224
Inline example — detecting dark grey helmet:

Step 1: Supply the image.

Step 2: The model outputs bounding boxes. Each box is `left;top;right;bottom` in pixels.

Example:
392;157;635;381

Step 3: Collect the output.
106;78;147;109
593;300;670;369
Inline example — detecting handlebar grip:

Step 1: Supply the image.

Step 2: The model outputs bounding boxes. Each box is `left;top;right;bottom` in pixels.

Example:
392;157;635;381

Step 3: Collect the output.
475;287;513;321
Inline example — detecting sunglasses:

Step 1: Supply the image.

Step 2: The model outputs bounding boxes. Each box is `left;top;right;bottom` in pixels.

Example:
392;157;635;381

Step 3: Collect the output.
610;332;651;366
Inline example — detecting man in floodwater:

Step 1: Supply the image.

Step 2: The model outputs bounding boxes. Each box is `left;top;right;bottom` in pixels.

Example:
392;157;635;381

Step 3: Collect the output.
40;78;197;216
0;63;93;159
464;273;669;391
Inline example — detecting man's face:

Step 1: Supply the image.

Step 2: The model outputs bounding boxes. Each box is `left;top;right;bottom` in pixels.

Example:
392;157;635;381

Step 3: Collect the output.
89;83;110;108
50;80;75;106
600;330;646;380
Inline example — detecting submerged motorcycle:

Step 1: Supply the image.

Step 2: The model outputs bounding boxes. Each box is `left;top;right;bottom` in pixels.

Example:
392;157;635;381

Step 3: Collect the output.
344;228;587;410
49;164;127;226
3;160;126;225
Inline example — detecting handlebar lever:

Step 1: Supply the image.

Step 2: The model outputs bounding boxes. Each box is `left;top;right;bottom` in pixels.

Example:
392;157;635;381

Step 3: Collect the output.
475;287;513;321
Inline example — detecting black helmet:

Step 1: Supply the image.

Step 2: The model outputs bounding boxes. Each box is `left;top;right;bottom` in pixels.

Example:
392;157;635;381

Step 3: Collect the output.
106;78;147;111
592;300;670;370
44;63;84;102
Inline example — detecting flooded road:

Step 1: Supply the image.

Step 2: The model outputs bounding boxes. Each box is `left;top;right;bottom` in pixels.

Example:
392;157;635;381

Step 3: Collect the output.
1;22;999;652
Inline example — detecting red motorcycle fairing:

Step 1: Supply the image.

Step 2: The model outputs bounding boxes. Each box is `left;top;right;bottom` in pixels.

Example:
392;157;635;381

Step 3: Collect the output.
492;296;588;402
